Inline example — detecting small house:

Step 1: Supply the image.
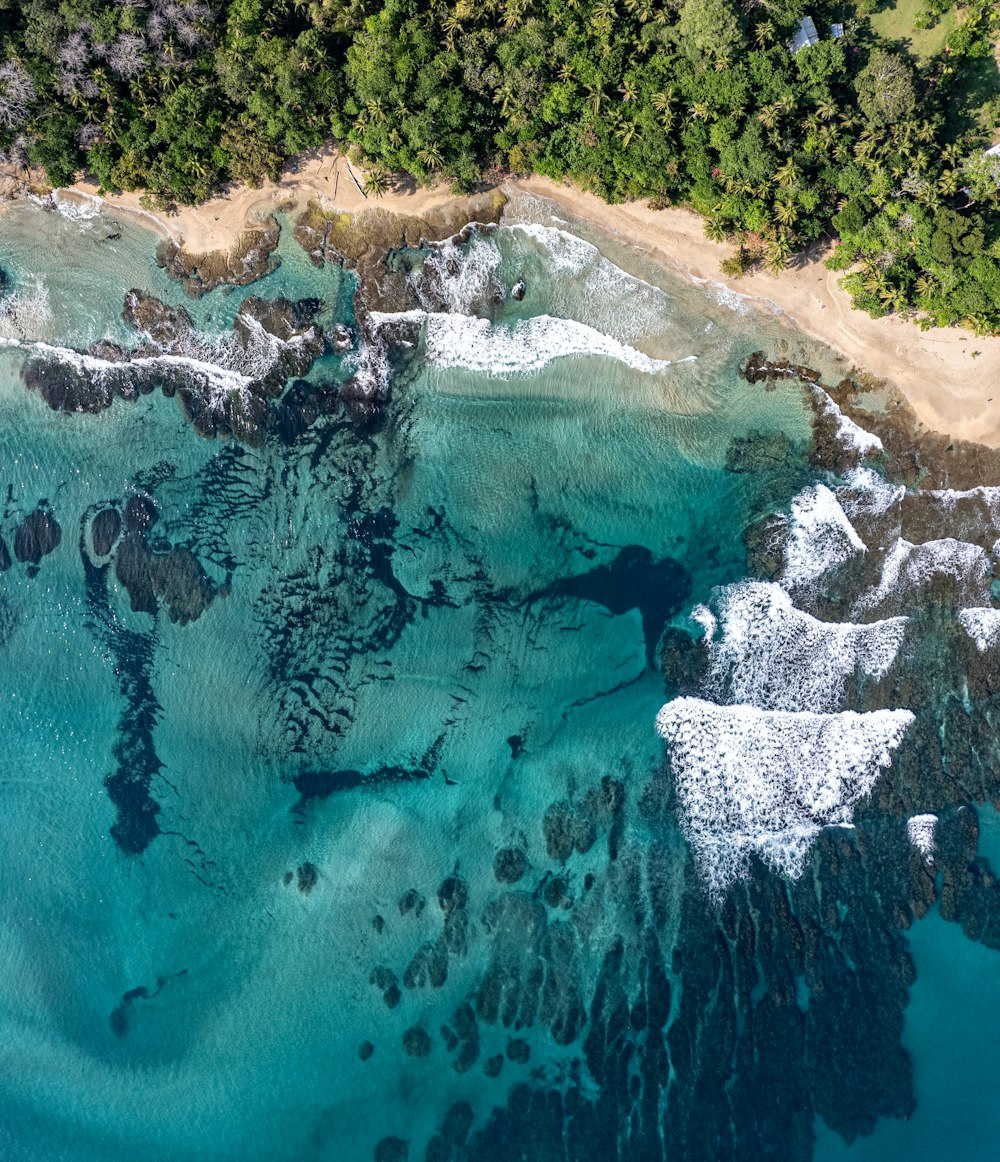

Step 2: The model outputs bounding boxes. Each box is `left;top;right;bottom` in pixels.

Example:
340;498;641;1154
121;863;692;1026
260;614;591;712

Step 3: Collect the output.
789;15;820;53
831;23;845;38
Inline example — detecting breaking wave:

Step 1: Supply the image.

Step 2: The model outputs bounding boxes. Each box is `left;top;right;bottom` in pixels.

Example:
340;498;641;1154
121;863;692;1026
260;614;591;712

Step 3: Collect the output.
422;312;695;378
857;537;991;616
958;607;1000;652
781;483;866;593
408;233;504;315
907;813;938;863
0;277;53;343
656;697;914;899
695;580;906;713
508;222;665;341
815;388;883;455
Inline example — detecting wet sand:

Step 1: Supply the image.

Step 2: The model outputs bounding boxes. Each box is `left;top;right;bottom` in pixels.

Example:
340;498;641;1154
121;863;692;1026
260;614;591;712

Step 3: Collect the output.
18;148;1000;448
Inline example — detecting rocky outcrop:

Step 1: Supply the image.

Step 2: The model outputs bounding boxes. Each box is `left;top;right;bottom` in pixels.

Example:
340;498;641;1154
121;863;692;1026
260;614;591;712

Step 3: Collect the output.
21;291;327;446
155;218;281;296
293;192;507;316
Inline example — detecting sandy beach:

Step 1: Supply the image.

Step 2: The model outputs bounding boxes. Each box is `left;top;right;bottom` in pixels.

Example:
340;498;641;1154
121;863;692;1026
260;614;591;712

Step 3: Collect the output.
38;148;1000;448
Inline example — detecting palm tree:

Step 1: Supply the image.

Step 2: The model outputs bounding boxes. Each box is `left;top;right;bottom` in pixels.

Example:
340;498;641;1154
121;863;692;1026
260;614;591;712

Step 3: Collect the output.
618;78;637;102
362;164;392;197
774;199;798;226
652;88;675;125
758;104;779;131
615;120;639;148
417;144;444;170
939;169;961;195
704;214;728;243
816;99;837;122
775;160;798;189
965;313;994;337
592;1;617;25
765;238;791;273
442;15;463;51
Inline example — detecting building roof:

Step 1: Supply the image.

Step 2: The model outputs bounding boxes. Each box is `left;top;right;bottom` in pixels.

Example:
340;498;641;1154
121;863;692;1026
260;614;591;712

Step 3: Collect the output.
831;22;845;37
789;15;820;53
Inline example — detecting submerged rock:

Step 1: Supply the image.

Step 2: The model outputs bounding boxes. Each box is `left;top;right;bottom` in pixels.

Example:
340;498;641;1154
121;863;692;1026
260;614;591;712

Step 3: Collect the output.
373;1138;408;1162
91;508;121;558
14;506;61;565
22;290;327;447
124;495;157;535
401;1025;432;1058
493;846;529;884
296;862;319;893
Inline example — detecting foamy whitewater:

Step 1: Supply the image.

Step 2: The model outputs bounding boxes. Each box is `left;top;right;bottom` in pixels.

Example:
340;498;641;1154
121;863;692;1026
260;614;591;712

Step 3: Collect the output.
4;195;1000;1162
656;697;914;898
959;607;1000;651
695;580;907;713
423;312;694;377
907;814;938;863
782;483;867;592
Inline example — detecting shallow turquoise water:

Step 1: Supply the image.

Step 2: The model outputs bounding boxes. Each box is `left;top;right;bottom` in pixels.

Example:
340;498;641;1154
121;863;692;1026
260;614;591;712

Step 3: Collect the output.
2;197;1000;1161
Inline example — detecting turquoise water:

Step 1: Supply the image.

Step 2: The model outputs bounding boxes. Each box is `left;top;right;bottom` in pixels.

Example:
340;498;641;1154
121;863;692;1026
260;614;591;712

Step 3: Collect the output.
2;196;1000;1161
816;906;1000;1162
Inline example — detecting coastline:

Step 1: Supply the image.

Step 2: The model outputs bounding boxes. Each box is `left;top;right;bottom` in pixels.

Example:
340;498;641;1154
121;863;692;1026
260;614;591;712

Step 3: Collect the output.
13;146;1000;448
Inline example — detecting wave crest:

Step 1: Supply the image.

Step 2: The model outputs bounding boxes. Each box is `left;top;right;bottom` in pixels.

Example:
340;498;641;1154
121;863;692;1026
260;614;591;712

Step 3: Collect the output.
656;697;914;899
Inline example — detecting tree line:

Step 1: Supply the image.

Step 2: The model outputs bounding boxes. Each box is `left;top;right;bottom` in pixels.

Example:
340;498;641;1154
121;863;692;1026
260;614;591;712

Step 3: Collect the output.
1;0;1000;332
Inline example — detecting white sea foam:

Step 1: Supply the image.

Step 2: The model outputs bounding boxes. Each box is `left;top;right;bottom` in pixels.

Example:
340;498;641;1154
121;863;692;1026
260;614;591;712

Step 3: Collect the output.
907;814;937;862
857;538;991;615
411;234;504;314
422;311;694;378
925;484;1000;511
0;277;52;342
697;581;906;713
814;388;883;455
509;222;665;340
782;484;866;592
52;190;102;221
839;467;905;520
958;607;1000;651
29;339;252;401
710;285;753;316
656;696;914;898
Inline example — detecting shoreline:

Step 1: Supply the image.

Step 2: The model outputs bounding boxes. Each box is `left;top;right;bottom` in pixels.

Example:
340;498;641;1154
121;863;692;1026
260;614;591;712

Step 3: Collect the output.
13;147;1000;447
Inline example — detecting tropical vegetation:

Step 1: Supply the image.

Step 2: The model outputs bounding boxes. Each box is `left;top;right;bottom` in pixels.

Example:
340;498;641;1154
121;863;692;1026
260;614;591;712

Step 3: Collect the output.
1;0;1000;330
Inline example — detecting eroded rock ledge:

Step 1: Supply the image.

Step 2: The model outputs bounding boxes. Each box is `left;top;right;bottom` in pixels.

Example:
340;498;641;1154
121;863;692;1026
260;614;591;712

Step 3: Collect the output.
294;190;508;315
156;216;281;297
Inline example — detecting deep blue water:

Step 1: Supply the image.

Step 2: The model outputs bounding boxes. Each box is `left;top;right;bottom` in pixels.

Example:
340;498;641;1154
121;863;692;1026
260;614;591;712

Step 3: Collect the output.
1;195;1000;1162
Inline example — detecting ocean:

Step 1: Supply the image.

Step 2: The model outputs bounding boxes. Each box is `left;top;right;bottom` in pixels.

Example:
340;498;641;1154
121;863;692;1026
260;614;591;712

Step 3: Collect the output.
0;190;998;1162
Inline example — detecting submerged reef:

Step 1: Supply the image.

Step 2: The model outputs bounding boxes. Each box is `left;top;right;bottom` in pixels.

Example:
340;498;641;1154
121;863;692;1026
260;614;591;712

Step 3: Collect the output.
7;210;1000;1162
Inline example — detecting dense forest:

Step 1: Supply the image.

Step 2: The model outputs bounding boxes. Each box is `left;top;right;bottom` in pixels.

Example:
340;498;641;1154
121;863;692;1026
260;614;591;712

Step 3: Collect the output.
1;0;1000;331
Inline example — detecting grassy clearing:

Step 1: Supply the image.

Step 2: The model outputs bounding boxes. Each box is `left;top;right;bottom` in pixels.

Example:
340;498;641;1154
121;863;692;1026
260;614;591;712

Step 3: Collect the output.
869;0;957;61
